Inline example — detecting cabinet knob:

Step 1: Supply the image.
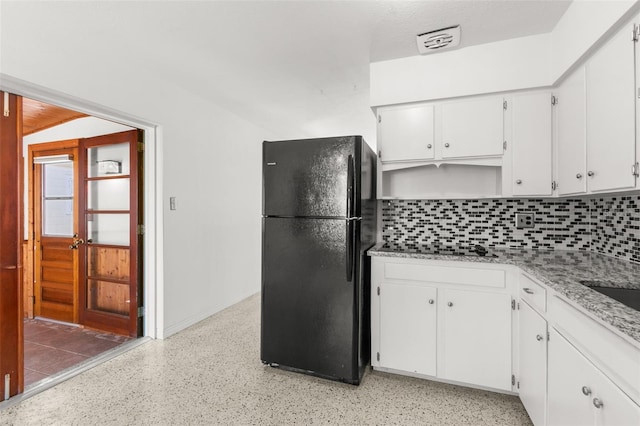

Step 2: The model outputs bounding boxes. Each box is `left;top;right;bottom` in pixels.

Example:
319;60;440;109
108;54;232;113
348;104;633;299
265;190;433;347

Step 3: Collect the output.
536;334;544;341
582;386;592;396
444;143;450;148
593;398;603;409
576;173;583;179
516;179;522;185
428;299;434;304
447;302;453;307
427;144;432;149
587;171;595;177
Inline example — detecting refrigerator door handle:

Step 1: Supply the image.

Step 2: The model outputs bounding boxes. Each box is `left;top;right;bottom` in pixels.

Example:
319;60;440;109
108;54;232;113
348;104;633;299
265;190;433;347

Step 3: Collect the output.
345;155;356;281
346;154;354;218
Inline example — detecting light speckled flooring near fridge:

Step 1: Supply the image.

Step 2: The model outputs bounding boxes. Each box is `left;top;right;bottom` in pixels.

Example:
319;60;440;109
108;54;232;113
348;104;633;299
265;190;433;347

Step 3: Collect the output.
2;293;532;425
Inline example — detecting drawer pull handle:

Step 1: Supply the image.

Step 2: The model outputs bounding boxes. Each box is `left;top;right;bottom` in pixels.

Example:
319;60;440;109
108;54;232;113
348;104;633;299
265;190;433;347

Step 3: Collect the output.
593;398;603;409
523;288;534;294
582;386;592;396
536;334;544;341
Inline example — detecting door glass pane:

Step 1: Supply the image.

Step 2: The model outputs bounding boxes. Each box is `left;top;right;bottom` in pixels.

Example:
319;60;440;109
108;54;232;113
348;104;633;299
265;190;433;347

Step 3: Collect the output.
43;162;73;197
42;162;74;236
87;179;130;210
87;213;129;245
87;142;130;177
43;200;74;236
87;279;129;316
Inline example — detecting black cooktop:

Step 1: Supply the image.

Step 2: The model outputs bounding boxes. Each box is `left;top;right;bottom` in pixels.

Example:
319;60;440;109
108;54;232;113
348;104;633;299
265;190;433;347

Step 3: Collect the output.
378;243;498;258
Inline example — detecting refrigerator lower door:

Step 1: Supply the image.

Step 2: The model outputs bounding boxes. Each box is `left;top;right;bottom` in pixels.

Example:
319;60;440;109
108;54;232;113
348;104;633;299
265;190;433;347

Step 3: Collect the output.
261;217;359;382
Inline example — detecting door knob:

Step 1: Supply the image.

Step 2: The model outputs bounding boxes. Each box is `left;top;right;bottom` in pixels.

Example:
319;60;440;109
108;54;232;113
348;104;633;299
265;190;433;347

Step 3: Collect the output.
444;143;450;148
427;144;432;149
428;299;434;304
582;386;592;396
587;171;595;177
447;302;453;307
576;173;583;179
536;334;543;341
69;237;85;250
516;179;522;185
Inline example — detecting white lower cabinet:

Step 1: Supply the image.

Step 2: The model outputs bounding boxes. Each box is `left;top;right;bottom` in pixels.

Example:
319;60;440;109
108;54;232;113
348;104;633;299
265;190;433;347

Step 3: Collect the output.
379;282;437;376
372;257;513;392
518;300;548;426
547;328;640;426
438;288;512;390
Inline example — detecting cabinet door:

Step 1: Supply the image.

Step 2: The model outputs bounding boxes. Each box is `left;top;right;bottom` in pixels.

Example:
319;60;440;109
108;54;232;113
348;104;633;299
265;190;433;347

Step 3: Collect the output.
547;328;595;426
379;283;437;376
511;92;553;196
594;365;640;426
438;289;511;390
378;105;435;162
519;301;548;426
557;67;587;196
441;97;504;159
586;23;636;193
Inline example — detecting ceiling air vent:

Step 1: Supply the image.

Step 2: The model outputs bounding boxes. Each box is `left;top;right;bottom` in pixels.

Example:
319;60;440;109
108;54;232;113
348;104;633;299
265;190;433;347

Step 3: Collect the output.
416;25;461;55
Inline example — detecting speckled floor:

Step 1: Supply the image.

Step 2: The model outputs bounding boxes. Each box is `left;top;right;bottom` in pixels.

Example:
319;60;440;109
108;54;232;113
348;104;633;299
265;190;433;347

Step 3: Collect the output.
2;293;532;425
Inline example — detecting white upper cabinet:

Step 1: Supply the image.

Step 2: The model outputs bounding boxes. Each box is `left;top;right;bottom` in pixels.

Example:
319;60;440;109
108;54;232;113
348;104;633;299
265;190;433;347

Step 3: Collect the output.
440;97;505;159
510;92;553;196
585;22;637;193
377;105;435;163
377;97;504;164
556;67;587;196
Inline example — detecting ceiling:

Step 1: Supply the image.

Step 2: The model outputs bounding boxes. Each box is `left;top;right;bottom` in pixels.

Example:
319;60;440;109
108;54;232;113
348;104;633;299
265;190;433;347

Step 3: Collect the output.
22;98;87;135
13;1;573;144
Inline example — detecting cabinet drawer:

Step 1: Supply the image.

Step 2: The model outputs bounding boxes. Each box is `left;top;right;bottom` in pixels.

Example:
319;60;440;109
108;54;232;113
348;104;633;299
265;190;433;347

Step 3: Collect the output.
384;262;505;288
520;274;547;312
548;295;640;405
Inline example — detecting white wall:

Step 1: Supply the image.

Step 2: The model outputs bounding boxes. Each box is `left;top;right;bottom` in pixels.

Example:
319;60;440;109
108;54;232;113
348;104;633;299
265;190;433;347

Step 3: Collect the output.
370;0;640;106
370;33;551;107
0;3;278;338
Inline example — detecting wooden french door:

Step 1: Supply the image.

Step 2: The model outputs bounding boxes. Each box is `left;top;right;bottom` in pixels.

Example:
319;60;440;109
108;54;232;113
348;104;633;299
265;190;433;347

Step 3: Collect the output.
78;130;141;337
0;91;23;398
31;142;80;324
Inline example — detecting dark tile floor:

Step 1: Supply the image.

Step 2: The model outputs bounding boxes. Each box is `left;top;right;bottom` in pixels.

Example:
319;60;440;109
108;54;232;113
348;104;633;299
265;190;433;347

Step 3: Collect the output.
24;318;133;387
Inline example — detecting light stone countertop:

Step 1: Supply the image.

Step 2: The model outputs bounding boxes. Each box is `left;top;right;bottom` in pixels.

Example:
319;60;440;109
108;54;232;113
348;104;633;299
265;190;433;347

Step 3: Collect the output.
368;244;640;345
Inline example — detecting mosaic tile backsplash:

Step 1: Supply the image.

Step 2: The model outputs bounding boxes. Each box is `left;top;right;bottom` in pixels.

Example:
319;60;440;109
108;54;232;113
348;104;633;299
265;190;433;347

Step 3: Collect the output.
381;195;640;263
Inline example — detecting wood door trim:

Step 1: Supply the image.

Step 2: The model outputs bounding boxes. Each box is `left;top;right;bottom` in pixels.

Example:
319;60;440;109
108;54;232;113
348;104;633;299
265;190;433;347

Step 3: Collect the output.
0;92;23;397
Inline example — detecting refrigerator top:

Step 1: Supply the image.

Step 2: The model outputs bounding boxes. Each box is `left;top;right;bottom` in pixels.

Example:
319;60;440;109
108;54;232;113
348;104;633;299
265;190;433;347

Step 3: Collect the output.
263;137;362;218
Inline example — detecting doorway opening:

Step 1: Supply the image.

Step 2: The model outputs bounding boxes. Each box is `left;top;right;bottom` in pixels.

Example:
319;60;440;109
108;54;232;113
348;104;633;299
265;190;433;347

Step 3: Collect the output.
22;98;144;389
0;77;160;402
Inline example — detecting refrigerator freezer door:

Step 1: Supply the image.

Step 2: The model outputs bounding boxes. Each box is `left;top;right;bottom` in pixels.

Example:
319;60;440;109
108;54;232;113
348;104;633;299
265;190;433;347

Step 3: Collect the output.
261;217;359;382
263;137;357;218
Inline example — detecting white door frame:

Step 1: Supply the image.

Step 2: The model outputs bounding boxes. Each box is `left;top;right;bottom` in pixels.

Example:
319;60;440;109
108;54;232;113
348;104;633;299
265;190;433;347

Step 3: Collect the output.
0;73;163;339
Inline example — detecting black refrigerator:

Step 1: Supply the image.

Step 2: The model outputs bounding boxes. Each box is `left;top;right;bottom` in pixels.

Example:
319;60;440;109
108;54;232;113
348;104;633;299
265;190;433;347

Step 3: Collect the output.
261;136;377;385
